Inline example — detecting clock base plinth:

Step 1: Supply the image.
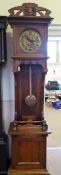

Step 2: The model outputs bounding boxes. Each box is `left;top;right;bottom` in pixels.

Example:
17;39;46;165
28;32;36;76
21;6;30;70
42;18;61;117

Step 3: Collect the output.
8;169;50;175
8;122;50;175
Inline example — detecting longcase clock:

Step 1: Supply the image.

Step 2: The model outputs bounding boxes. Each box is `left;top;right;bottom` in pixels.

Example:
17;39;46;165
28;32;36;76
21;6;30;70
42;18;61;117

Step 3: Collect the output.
8;3;53;175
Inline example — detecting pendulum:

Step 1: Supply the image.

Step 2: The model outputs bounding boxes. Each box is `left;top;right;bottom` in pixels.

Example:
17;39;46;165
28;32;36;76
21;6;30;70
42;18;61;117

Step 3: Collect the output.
25;65;37;106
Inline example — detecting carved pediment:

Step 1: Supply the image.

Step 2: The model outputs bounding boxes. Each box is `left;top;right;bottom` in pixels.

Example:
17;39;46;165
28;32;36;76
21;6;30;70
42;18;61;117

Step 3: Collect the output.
8;3;51;18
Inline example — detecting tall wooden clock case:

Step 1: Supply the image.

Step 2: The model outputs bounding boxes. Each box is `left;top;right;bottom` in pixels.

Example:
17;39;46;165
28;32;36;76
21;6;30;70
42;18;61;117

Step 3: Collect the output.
8;3;52;175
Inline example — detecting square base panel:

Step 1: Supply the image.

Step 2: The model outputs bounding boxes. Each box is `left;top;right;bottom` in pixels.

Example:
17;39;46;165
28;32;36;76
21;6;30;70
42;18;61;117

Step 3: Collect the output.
8;169;50;175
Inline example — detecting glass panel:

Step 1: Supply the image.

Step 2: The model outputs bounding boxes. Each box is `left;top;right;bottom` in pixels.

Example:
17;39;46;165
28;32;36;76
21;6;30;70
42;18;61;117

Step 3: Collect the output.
59;41;61;63
47;41;57;63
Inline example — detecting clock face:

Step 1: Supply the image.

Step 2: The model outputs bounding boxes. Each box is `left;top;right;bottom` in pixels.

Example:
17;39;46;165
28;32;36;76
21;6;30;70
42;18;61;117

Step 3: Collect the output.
19;29;41;53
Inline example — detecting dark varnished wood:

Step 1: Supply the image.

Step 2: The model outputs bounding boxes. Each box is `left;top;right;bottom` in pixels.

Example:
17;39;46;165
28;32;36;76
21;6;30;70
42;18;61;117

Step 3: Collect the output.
9;122;51;170
0;68;3;133
0;16;7;64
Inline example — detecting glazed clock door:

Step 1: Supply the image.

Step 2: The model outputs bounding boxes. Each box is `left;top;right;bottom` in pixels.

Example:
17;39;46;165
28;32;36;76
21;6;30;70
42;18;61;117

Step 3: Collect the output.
15;64;44;121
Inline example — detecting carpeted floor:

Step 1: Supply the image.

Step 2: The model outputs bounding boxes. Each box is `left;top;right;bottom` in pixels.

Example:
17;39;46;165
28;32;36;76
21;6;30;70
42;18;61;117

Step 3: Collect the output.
44;104;61;147
44;105;61;174
47;147;61;175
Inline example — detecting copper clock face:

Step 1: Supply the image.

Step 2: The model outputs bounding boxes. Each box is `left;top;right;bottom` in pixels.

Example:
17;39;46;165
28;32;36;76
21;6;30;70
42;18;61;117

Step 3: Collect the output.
19;29;41;53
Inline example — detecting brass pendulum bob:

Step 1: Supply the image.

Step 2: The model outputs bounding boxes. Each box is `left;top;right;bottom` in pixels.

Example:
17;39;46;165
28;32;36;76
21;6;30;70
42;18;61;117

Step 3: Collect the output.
25;65;37;106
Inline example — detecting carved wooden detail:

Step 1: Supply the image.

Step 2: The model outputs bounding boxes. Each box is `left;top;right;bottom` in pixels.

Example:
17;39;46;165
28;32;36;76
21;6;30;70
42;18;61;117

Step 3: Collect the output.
12;59;47;73
8;3;51;17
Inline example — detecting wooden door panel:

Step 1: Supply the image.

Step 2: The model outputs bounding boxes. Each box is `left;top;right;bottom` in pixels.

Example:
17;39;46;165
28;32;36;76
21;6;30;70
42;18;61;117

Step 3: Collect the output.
11;136;46;169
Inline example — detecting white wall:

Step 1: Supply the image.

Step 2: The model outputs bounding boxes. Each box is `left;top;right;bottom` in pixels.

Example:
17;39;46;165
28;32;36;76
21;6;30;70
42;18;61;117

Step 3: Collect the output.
46;25;61;85
2;33;15;133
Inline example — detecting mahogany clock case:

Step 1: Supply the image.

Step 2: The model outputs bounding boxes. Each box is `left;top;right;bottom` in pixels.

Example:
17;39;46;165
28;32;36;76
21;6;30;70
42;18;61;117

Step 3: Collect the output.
0;3;53;175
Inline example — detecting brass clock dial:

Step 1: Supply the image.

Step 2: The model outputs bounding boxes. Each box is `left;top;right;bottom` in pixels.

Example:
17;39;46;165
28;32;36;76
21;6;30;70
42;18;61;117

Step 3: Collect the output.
19;29;41;52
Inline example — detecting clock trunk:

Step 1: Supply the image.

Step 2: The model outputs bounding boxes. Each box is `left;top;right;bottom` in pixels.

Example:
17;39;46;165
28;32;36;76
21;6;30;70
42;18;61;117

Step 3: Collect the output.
15;64;44;121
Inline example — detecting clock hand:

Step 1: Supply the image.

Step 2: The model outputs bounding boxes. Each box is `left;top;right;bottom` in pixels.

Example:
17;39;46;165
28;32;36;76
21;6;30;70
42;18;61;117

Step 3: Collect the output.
25;34;35;43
